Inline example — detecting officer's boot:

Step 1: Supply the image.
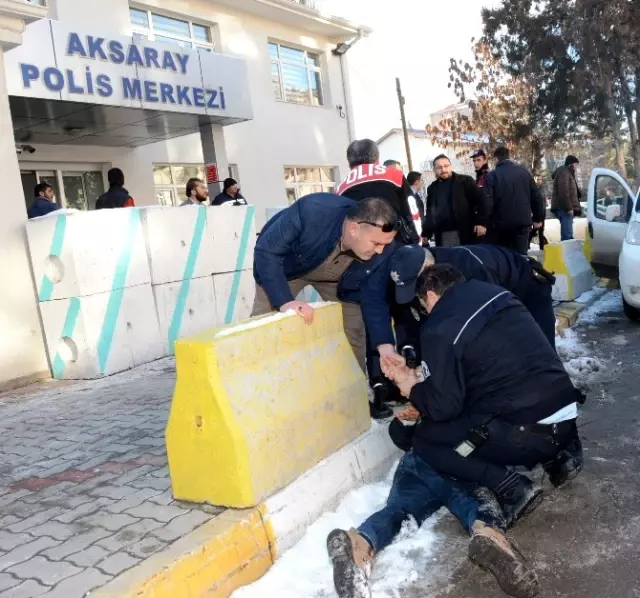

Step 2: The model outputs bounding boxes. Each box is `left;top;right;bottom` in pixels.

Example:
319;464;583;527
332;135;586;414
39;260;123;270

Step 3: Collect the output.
327;529;374;598
469;522;540;598
496;472;543;527
543;434;584;488
369;381;393;420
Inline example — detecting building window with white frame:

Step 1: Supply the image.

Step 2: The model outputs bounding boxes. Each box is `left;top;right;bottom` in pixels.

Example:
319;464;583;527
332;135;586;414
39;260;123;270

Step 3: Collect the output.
129;7;214;52
269;42;323;106
154;164;205;206
284;167;336;203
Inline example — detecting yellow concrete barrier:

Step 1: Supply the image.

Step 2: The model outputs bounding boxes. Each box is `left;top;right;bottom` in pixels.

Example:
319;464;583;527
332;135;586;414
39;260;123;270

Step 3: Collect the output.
166;302;370;508
544;240;593;301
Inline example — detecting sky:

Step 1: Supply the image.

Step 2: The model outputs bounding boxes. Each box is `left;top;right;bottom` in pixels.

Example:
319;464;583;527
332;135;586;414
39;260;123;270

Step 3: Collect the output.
321;0;496;142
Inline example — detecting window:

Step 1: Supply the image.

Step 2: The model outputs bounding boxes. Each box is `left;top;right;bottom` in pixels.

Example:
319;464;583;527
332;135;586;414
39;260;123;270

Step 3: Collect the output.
129;7;214;52
154;164;205;206
595;175;632;223
284;167;336;203
269;42;323;106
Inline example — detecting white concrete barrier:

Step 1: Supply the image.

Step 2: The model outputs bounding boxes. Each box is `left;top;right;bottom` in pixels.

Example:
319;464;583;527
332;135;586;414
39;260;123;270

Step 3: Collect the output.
26;206;260;378
39;284;164;379
213;270;256;325
544;240;594;301
153;277;218;356
208;206;256;274
141;206;214;285
26;209;150;302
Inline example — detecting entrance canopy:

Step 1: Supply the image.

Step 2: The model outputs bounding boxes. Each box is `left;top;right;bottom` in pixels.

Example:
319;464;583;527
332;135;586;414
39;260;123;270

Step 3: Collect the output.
10;97;246;147
5;19;253;147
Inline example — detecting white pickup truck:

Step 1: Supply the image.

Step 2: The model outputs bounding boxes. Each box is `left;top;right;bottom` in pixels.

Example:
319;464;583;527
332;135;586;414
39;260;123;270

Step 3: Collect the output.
587;168;640;321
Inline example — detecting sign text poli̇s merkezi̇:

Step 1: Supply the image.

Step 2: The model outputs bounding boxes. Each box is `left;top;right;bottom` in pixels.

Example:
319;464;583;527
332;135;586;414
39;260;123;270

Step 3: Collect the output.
19;33;227;109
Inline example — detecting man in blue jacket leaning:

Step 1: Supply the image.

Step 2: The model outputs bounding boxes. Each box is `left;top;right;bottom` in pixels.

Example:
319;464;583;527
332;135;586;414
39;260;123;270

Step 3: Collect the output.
252;194;399;377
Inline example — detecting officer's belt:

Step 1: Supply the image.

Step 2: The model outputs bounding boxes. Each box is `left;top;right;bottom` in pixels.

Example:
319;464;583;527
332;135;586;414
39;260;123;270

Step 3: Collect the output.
511;419;574;438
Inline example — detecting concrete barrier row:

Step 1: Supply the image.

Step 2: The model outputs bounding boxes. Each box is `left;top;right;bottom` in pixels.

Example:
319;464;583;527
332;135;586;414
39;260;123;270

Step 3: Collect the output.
26;205;256;379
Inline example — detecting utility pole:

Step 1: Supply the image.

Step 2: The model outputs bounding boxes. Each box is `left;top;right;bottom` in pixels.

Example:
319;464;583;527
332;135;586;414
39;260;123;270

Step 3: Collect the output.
396;77;413;172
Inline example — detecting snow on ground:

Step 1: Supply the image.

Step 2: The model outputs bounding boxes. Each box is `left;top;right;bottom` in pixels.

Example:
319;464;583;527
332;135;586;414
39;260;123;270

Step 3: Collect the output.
575;290;623;325
234;464;443;598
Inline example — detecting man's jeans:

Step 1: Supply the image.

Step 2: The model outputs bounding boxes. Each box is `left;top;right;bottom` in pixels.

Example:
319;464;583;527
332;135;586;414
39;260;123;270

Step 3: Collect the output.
357;452;506;554
554;209;574;241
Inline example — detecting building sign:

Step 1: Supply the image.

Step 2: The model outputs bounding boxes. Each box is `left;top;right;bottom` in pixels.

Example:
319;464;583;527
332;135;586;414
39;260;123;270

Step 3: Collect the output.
205;163;219;184
4;20;253;121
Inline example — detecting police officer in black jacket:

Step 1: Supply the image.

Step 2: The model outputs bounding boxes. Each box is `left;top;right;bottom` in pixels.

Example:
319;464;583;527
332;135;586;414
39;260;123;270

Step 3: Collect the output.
381;265;583;525
483;147;545;255
388;244;557;350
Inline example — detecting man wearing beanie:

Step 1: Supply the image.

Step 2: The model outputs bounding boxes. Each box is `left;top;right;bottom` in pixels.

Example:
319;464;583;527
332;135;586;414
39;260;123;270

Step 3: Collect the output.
551;156;582;241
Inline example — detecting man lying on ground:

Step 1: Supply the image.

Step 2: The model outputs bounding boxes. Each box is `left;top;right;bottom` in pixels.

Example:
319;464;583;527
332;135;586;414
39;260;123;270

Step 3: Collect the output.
327;410;540;598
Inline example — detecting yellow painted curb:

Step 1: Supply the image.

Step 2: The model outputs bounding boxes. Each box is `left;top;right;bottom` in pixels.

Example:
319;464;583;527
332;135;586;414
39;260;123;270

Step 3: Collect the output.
92;508;274;598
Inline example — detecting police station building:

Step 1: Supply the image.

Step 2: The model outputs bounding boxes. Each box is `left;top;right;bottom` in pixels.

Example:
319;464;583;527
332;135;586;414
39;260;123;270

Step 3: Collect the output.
0;0;366;389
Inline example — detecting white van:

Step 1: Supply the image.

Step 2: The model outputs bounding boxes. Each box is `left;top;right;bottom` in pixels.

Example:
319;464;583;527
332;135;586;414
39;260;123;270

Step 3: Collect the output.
587;168;640;321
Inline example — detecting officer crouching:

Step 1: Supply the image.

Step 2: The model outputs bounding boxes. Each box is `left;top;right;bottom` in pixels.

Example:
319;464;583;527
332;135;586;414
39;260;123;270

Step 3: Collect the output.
381;265;583;524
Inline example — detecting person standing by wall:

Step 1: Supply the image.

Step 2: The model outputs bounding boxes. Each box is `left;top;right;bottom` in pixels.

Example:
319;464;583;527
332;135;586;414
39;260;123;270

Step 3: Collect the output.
95;168;135;210
212;178;248;206
483;147;545;255
472;149;490;189
423;155;490;247
27;182;60;219
180;178;210;206
551;156;582;241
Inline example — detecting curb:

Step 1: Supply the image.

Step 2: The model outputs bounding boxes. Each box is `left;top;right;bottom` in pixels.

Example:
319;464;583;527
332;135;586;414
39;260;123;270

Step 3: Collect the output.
554;280;615;334
92;423;401;598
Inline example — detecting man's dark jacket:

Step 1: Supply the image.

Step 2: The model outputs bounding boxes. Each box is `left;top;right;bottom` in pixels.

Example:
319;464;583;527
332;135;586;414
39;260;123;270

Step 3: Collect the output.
424;173;490;244
95;186;135;209
484;160;545;229
254;193;394;309
361;244;543;348
27;198;59;219
410;280;576;454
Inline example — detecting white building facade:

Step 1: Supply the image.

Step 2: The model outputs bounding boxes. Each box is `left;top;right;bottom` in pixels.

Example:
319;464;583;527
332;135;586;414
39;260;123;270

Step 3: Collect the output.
0;0;366;390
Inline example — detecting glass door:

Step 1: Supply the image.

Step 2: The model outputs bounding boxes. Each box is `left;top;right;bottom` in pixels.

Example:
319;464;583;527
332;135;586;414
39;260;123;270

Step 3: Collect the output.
62;171;105;211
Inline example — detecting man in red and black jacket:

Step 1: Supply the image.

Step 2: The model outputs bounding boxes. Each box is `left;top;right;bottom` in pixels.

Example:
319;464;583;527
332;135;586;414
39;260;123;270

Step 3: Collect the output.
95;168;136;210
336;140;419;246
336;139;420;420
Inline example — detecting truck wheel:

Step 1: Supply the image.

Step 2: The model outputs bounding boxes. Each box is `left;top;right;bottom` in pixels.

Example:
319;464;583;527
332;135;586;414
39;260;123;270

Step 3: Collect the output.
623;296;640;322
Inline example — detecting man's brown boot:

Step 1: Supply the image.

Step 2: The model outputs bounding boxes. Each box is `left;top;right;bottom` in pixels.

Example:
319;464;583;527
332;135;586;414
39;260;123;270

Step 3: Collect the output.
327;528;374;598
468;522;540;598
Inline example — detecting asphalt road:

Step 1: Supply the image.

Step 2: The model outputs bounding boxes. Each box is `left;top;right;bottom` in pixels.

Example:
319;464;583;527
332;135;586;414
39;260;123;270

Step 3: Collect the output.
397;291;640;598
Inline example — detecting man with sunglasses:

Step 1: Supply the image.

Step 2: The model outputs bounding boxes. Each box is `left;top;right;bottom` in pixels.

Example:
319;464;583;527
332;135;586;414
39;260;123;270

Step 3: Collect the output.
252;194;399;372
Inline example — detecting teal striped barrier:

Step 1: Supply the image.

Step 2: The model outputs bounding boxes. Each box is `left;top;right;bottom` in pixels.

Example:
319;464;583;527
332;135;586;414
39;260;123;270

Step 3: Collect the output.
167;207;207;353
51;297;81;379
308;288;320;302
96;209;142;375
224;206;256;325
38;214;67;302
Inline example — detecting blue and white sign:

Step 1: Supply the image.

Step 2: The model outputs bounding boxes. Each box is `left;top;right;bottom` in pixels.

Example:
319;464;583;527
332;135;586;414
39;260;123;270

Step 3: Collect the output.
5;19;253;120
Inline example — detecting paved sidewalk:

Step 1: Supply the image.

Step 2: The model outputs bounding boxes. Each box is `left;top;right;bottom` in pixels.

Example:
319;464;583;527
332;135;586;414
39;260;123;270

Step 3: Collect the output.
0;358;223;598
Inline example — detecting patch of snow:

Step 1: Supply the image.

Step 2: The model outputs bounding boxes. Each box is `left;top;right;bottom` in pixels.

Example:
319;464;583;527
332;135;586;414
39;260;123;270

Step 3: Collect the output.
576;290;623;325
574;287;606;304
556;328;605;392
234;463;443;598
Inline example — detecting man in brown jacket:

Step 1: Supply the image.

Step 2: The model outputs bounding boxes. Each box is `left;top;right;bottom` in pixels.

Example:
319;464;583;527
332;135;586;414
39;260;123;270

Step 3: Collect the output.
551;155;582;241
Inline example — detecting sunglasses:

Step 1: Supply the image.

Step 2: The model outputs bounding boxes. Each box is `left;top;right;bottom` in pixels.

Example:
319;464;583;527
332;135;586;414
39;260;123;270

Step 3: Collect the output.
357;219;402;233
